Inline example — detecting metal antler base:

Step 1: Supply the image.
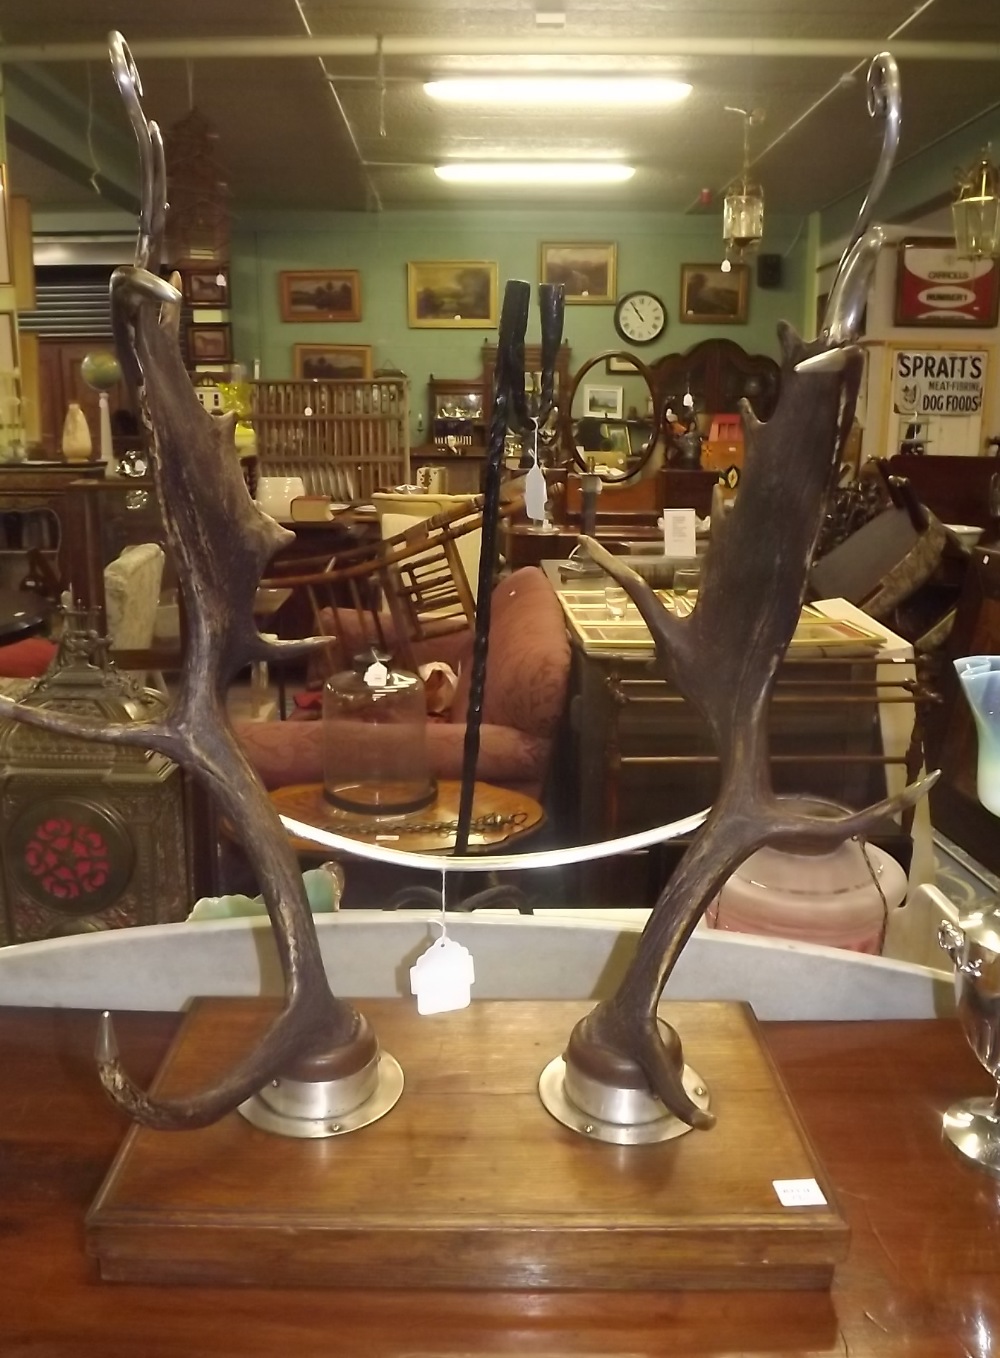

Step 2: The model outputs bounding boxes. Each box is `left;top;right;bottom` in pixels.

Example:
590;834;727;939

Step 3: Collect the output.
943;1094;1000;1177
238;1049;403;1139
538;1054;710;1146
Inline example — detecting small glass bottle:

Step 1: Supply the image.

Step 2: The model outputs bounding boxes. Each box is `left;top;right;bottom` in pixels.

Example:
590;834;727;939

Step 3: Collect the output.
322;652;436;815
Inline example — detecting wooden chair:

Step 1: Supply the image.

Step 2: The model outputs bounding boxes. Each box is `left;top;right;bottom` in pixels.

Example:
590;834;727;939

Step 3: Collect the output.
262;496;511;676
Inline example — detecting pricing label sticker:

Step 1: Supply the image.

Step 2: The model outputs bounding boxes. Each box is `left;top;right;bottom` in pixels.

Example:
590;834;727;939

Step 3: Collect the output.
772;1178;827;1207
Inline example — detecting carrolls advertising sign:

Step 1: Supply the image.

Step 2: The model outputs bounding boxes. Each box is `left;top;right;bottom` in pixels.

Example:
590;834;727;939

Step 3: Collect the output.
891;347;988;418
895;238;1000;327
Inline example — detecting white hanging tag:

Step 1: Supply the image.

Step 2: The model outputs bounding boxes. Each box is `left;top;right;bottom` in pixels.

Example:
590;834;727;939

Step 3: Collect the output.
409;934;475;1015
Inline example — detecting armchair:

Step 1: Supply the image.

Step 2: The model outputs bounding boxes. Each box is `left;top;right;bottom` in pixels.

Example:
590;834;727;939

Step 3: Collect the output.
236;566;571;800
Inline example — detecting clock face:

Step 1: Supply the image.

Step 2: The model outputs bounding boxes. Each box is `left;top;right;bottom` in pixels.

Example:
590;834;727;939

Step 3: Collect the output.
614;291;667;345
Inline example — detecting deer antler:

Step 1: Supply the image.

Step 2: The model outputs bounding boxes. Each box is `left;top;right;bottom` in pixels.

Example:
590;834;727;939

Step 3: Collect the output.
566;52;934;1129
0;33;362;1130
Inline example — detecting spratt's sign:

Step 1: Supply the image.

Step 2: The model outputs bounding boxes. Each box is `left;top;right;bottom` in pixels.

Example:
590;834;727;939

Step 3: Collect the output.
892;347;988;417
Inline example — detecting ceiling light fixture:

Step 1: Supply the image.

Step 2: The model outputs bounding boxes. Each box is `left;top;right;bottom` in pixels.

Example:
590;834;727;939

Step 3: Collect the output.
952;152;1000;259
435;162;635;185
424;78;691;107
722;106;764;265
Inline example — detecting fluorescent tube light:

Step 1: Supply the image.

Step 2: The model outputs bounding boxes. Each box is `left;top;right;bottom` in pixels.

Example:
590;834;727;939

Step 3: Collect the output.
435;162;635;185
424;77;691;106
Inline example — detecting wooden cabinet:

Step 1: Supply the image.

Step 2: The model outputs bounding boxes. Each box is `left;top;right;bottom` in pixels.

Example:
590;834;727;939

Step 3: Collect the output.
480;341;573;440
36;338;130;457
649;338;780;421
0;463;105;592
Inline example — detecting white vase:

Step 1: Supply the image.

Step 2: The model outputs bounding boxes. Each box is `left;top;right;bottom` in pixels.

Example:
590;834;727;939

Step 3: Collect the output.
61;402;93;463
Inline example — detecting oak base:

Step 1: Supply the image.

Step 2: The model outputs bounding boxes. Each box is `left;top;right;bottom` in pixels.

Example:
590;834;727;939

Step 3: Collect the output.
87;998;848;1290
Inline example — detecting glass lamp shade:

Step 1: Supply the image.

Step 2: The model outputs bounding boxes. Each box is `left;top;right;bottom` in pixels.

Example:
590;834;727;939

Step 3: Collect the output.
322;656;436;815
952;157;1000;259
706;798;907;953
954;655;1000;818
723;185;764;256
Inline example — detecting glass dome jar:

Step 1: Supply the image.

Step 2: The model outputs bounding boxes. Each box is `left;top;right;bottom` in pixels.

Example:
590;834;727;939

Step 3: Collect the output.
705;798;908;953
322;653;436;816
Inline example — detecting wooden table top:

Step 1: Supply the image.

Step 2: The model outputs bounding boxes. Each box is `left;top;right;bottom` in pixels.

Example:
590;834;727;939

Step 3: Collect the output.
1;1006;997;1356
271;779;545;854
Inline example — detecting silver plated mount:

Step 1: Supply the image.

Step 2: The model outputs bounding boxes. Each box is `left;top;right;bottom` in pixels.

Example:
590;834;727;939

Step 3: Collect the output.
538;1056;710;1145
238;1051;403;1139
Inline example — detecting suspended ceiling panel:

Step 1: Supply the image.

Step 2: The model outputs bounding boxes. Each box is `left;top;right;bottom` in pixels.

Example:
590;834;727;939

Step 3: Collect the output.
1;0;998;213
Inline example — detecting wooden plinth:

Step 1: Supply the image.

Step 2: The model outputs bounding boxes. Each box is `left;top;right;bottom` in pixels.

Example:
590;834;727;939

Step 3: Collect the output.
87;999;848;1291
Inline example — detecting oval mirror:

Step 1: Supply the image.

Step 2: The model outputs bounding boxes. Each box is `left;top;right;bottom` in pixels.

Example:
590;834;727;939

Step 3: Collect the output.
561;351;663;483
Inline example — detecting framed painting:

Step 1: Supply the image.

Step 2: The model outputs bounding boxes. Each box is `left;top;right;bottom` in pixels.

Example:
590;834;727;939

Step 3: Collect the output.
679;264;749;324
407;261;498;328
293;344;373;380
894;237;1000;328
539;242;617;304
186;323;232;364
183;267;229;307
280;270;361;323
583;384;624;419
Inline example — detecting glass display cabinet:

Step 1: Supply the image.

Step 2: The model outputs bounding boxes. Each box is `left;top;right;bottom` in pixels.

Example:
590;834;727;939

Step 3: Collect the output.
427;378;486;452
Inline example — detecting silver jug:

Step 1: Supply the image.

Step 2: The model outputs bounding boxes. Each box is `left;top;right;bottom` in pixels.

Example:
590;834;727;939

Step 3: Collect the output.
938;900;1000;1176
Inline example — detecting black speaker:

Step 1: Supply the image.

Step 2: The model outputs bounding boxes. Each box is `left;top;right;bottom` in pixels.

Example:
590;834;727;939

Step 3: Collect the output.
757;253;783;289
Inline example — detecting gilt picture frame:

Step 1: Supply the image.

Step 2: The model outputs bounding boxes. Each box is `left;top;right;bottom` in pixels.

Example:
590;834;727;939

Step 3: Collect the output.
407;261;498;328
293;344;374;380
186;323;233;364
540;242;617;304
280;270;362;323
679;264;749;324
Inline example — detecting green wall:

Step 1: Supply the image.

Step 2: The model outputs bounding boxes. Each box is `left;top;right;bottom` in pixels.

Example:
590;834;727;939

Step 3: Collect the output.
230;206;809;440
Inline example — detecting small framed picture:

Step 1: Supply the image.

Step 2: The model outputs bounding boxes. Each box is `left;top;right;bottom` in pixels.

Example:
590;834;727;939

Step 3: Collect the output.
679;264;749;324
540;242;617;304
186;323;232;364
606;353;640;375
280;270;361;323
182;267;229;307
293;344;373;380
583;384;624;419
407;261;498;328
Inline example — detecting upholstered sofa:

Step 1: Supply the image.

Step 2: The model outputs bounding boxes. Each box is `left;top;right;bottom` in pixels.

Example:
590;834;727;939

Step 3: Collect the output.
235;566;571;800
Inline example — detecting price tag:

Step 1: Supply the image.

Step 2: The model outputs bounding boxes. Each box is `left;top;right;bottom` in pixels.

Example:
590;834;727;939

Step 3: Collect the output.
659;508;697;558
772;1178;827;1207
409;935;475;1015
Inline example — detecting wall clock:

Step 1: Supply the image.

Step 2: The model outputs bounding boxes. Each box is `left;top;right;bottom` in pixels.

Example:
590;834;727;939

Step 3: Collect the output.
614;291;668;345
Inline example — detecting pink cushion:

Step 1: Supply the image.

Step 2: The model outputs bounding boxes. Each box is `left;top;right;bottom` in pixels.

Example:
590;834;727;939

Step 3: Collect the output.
0;637;57;678
235;718;549;801
450;568;570;737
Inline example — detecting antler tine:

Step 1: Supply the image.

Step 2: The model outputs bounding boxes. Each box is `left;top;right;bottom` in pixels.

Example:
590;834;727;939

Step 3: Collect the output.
821;51;900;343
566;313;935;1128
147;121;168;274
108;31;157;272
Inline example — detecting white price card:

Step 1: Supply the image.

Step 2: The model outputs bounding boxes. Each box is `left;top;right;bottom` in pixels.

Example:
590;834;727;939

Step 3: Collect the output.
659;508;697;559
772;1178;827;1207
